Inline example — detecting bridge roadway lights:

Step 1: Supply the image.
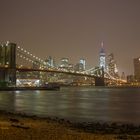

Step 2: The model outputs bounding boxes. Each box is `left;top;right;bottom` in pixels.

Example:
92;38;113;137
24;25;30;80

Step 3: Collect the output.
94;77;105;86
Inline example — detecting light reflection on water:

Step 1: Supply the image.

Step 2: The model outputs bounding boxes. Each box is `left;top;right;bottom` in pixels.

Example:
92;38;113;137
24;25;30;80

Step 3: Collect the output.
0;87;140;124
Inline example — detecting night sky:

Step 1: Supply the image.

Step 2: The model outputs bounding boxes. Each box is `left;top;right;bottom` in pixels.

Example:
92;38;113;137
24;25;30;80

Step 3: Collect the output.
0;0;140;75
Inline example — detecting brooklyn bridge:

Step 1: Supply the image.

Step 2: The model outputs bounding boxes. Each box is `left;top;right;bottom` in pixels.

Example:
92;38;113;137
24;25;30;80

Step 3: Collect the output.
0;42;126;87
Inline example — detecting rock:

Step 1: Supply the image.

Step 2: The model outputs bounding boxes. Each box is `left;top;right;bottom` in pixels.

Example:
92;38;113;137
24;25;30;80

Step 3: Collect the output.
9;118;19;123
11;124;30;129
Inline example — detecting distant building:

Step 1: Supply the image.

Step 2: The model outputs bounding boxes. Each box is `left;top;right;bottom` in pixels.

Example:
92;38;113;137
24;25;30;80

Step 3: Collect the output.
134;57;140;82
79;59;86;71
107;53;119;78
74;63;83;72
74;59;86;72
99;42;106;69
45;56;54;68
127;75;135;83
121;72;125;80
67;64;74;71
58;57;69;71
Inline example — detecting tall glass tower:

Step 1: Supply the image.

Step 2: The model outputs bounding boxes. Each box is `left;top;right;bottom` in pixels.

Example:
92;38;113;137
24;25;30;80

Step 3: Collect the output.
99;41;106;69
79;59;86;71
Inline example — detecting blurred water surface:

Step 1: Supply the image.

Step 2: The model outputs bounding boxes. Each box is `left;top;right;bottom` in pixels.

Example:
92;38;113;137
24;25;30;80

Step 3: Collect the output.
0;87;140;124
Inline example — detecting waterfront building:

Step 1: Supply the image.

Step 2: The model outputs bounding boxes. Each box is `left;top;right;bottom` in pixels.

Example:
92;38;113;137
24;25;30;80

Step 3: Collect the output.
99;41;106;69
127;75;135;83
134;57;140;82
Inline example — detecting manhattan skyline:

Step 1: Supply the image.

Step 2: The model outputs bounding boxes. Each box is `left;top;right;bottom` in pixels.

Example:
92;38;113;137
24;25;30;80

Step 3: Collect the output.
0;0;140;75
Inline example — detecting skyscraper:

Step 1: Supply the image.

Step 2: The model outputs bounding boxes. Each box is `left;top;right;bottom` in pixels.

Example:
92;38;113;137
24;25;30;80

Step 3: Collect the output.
45;56;54;68
79;59;86;71
134;57;140;82
99;41;106;69
59;58;69;70
107;53;119;78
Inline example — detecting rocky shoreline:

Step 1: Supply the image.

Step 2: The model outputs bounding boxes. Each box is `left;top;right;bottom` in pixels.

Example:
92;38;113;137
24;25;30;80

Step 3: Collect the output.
0;110;140;139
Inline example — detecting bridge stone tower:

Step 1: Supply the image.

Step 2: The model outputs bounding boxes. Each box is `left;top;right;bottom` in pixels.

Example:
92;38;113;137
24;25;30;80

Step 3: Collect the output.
0;42;16;86
94;66;105;86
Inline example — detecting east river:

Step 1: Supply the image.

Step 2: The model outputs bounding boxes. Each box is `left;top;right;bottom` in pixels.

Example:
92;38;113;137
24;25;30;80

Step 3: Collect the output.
0;87;140;124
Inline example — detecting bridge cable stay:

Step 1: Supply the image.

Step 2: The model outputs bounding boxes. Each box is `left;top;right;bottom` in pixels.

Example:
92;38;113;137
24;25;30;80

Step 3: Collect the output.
104;70;126;83
83;67;99;73
16;46;47;67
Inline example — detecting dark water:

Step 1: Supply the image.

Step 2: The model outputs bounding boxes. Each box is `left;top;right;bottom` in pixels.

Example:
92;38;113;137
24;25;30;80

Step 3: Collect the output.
0;87;140;124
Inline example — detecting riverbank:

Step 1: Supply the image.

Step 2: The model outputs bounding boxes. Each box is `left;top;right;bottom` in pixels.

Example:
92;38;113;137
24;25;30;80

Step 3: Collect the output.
0;110;140;140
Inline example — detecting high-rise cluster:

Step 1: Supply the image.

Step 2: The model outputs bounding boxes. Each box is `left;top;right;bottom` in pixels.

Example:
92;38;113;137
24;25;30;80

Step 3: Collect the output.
58;58;86;72
99;42;119;79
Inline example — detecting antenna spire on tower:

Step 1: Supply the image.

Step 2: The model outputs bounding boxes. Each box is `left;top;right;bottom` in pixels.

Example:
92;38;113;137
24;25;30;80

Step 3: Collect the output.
101;41;104;48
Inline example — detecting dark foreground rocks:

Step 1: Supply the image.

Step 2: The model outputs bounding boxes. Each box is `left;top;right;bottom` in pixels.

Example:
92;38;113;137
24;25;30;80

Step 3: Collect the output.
69;122;140;135
0;110;140;140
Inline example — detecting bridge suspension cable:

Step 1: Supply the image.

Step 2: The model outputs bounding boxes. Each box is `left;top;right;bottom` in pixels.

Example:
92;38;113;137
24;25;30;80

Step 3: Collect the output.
17;46;47;66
